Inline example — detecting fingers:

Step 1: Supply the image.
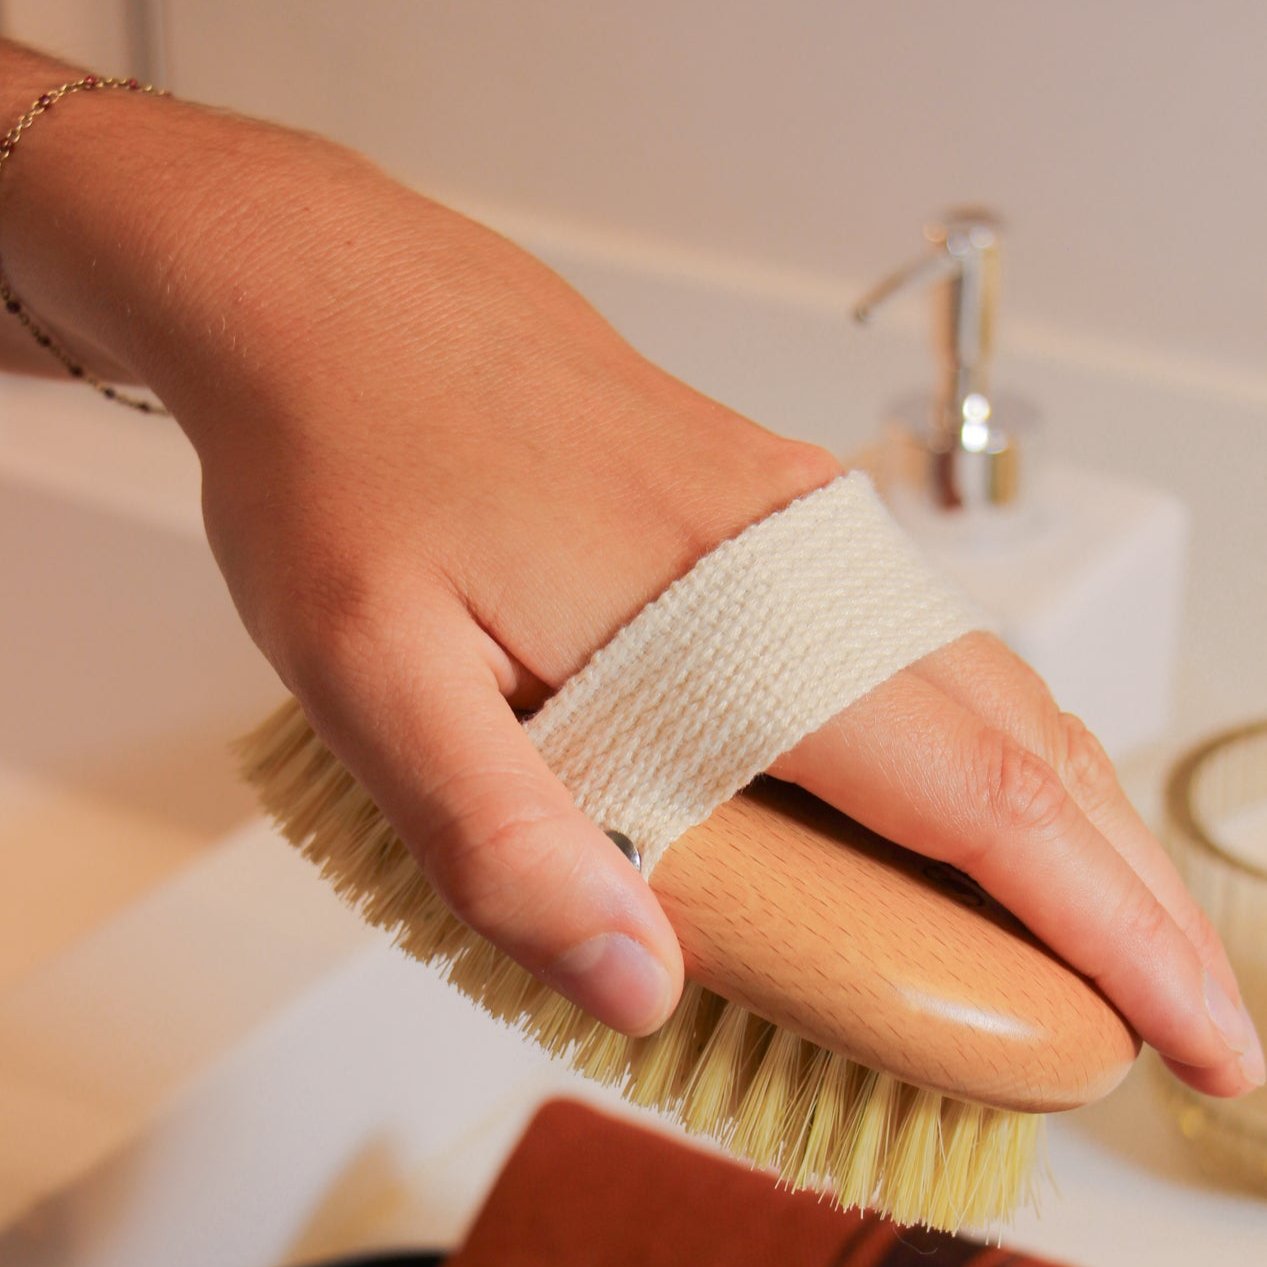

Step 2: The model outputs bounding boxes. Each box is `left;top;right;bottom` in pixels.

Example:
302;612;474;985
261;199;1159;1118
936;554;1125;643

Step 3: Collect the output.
911;636;1221;962
771;669;1264;1095
292;601;683;1037
912;632;1265;1093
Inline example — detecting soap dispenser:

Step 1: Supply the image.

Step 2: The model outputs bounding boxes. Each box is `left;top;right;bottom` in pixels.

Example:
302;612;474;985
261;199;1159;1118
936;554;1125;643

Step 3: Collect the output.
854;210;1188;760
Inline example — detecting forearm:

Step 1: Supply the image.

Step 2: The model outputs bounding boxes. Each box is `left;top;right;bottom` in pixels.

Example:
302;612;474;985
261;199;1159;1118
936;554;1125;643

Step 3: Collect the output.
0;38;649;480
0;40;391;442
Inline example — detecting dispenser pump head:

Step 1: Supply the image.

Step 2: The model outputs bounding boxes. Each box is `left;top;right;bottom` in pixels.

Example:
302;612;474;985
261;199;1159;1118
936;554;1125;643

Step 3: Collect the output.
855;208;1031;512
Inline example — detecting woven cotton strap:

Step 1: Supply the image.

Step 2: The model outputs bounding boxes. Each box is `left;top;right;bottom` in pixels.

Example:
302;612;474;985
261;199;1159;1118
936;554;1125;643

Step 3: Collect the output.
523;472;985;877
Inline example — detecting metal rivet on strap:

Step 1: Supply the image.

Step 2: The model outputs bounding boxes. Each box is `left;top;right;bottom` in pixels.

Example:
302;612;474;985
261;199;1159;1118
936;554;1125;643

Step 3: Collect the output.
604;829;642;873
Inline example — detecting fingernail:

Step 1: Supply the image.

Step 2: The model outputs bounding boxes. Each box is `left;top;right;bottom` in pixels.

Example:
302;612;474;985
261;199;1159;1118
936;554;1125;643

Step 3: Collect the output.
1237;1001;1266;1088
1204;970;1255;1057
547;933;674;1035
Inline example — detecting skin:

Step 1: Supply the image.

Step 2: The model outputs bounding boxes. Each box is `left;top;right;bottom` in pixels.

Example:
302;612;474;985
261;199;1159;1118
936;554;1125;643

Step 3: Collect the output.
0;40;1260;1099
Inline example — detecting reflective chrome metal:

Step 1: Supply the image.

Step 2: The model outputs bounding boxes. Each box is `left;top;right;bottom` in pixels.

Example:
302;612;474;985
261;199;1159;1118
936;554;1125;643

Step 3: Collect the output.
605;829;642;873
855;208;1035;512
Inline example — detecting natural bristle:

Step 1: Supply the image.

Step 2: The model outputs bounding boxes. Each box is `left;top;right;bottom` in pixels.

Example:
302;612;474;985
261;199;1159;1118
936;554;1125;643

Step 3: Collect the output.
626;982;707;1109
680;1000;756;1137
832;1066;889;1211
239;697;1046;1233
730;1025;805;1170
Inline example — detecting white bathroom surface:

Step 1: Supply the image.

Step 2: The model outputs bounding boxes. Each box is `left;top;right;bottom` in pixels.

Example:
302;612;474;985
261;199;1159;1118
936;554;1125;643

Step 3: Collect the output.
0;388;282;987
0;762;207;992
0;821;376;1227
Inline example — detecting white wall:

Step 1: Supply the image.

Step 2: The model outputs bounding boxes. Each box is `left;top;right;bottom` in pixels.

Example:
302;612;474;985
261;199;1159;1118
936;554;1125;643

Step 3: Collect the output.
3;0;140;76
145;0;1266;392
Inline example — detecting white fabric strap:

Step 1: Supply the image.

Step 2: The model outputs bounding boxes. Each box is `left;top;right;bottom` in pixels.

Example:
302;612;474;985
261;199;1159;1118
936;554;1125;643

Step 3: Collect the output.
524;472;986;877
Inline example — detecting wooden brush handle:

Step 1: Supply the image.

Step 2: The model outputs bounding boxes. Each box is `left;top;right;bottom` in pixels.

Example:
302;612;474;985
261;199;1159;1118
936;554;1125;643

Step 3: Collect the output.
651;781;1139;1113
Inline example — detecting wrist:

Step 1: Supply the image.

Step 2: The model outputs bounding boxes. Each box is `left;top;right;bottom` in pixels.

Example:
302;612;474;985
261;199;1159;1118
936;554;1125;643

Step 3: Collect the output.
0;46;369;429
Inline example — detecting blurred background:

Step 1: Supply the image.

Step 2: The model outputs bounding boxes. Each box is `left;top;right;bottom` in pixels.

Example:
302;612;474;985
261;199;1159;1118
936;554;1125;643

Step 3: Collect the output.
1;3;1264;1265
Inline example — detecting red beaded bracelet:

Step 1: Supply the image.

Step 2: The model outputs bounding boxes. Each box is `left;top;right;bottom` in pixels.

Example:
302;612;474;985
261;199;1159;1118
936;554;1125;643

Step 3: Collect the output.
0;74;170;414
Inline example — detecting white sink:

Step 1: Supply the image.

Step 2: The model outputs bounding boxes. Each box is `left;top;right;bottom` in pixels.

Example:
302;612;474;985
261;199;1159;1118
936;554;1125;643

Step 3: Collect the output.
0;465;273;992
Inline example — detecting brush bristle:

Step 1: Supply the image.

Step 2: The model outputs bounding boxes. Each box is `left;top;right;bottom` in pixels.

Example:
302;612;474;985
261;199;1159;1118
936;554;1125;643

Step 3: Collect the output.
730;1025;807;1170
238;698;1045;1233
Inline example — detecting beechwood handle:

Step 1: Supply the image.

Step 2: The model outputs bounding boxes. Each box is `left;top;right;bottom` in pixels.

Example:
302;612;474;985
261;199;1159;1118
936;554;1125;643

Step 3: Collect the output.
651;781;1139;1113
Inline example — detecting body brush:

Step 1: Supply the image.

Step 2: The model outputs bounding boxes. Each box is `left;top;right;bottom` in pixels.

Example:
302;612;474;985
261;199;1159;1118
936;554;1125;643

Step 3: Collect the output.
241;707;1136;1230
238;474;1139;1231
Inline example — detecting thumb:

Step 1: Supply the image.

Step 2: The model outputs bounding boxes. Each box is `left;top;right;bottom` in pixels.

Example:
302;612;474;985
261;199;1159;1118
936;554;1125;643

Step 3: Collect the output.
301;616;684;1037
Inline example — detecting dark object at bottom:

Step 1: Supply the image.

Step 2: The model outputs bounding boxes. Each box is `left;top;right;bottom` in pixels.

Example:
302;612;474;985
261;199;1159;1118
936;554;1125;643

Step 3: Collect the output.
301;1253;445;1266
445;1099;1070;1267
296;1099;1069;1267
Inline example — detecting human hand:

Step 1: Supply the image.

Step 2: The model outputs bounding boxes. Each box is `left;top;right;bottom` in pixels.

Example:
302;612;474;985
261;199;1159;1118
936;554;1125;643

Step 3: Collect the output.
177;152;1264;1099
3;57;1259;1097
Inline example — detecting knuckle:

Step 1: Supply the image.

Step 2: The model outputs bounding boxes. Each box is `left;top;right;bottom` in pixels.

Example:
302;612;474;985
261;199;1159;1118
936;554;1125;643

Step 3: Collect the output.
678;440;845;573
778;439;846;494
1111;884;1173;959
1056;712;1118;809
977;729;1069;838
426;797;577;941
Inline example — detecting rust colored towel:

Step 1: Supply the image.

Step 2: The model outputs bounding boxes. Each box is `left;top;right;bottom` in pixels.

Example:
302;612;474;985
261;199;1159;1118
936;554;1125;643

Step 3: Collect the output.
446;1099;1067;1267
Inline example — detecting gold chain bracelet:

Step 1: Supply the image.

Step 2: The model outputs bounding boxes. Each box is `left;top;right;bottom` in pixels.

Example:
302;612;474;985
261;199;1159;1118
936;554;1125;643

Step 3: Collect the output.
0;75;170;414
